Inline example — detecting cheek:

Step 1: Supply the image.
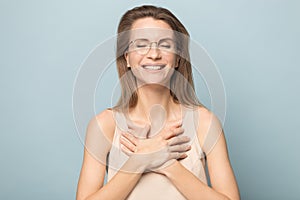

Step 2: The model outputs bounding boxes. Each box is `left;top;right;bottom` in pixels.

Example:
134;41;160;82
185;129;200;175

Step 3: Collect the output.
128;54;143;66
167;55;177;67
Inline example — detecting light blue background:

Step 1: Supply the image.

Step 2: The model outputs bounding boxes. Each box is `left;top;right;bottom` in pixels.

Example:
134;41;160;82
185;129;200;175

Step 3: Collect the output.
1;0;299;199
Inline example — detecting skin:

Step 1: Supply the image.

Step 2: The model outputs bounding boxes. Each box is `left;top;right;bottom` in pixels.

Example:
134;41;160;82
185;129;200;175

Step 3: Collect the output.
76;17;240;200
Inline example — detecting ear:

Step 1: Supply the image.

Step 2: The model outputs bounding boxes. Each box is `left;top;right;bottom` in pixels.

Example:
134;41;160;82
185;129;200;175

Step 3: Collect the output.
175;56;180;69
124;52;130;68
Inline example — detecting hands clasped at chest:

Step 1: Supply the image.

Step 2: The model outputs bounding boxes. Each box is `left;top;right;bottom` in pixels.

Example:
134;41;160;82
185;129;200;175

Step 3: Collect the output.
119;120;192;173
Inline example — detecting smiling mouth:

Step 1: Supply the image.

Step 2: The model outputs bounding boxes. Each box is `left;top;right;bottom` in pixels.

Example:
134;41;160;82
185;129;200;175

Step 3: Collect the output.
142;65;166;70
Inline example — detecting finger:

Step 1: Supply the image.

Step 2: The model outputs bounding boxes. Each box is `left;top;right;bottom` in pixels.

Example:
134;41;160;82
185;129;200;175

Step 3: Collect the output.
120;144;134;156
169;152;186;160
168;144;191;153
120;135;137;152
168;119;182;128
164;127;184;139
168;135;190;146
177;153;188;160
121;132;138;145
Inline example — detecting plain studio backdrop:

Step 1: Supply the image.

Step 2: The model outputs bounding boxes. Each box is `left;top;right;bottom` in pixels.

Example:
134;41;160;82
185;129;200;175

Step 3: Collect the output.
1;0;299;199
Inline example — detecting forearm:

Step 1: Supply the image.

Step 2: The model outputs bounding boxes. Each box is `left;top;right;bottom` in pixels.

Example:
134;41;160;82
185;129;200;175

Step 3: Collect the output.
85;157;145;200
163;161;231;200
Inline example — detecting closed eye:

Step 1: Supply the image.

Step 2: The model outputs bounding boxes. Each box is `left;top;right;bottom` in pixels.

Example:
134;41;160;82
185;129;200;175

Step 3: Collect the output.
159;44;171;49
136;44;148;48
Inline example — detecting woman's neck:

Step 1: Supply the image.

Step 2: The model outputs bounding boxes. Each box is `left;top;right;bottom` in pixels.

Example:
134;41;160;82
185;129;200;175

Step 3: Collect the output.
129;84;182;123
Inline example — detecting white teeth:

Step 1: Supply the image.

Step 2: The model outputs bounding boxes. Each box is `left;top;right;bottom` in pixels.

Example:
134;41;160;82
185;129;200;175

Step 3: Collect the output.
143;65;164;70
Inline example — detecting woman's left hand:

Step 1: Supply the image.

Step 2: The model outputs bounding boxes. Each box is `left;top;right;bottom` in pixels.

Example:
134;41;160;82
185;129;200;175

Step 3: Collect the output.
120;123;190;174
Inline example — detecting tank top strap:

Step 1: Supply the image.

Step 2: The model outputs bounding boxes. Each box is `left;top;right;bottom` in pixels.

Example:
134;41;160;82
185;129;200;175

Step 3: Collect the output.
182;106;206;161
112;109;129;132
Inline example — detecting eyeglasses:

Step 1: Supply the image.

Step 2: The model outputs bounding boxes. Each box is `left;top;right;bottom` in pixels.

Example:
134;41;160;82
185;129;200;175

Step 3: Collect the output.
127;38;176;55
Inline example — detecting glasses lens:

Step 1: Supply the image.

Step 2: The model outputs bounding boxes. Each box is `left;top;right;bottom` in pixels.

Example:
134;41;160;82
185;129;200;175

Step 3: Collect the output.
158;39;176;53
132;39;150;55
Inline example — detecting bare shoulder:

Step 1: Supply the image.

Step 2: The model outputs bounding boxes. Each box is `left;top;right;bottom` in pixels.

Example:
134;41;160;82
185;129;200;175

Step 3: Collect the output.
195;106;222;128
194;106;223;149
86;109;116;146
94;109;116;142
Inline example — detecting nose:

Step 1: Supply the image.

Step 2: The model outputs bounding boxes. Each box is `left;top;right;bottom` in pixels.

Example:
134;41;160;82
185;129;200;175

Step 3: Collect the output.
146;43;161;60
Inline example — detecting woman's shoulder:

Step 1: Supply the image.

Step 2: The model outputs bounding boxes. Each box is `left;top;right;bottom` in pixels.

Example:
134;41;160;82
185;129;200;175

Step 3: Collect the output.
83;109;115;163
95;108;115;123
87;109;116;143
188;105;217;123
193;106;223;149
195;106;217;121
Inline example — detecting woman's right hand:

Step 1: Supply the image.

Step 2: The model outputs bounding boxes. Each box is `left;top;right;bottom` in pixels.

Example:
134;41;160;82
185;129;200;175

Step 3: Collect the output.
119;120;191;171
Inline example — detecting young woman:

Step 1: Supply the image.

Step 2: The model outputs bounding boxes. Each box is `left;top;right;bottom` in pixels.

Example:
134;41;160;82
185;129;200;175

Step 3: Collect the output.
76;5;240;200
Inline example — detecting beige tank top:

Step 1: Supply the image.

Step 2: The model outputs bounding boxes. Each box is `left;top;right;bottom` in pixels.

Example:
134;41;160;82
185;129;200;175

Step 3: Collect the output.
107;107;207;200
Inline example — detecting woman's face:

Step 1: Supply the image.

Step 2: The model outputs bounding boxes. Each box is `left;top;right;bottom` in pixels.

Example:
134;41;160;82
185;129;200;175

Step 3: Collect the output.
125;17;177;86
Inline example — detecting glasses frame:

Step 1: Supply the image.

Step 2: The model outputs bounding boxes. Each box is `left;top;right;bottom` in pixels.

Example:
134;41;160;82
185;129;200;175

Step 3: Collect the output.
127;38;177;55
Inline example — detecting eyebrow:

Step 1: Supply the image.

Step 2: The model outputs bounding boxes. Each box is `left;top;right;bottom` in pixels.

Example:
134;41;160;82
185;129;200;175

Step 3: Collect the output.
134;37;174;41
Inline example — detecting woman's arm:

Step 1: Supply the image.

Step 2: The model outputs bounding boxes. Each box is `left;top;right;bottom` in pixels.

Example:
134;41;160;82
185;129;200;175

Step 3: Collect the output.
77;150;146;200
158;108;240;200
76;110;145;200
